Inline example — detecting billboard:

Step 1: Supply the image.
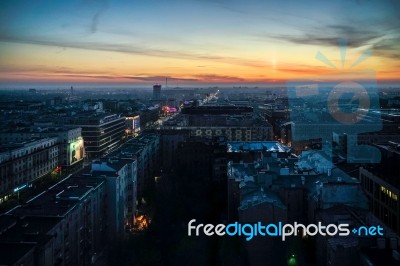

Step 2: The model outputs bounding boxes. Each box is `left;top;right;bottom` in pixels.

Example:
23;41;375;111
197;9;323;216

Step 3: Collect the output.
69;137;84;165
133;115;140;133
126;115;141;136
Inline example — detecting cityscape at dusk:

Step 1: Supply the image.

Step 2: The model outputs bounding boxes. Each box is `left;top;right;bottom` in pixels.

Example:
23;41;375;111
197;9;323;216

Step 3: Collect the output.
1;1;400;266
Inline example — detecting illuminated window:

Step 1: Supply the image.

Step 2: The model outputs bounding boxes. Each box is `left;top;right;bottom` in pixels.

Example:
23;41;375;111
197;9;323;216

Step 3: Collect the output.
381;185;398;201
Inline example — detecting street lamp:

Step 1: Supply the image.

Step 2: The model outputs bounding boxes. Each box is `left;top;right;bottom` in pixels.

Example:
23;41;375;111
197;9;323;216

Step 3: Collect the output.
13;184;27;203
287;254;297;266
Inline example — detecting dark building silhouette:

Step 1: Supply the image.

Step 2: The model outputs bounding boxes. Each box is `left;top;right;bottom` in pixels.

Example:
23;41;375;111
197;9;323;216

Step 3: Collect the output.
176;136;227;182
359;141;400;235
153;84;161;100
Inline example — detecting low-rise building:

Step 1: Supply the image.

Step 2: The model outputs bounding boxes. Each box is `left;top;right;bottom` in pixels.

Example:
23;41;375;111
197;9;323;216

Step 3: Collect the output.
0;126;85;174
227;142;369;264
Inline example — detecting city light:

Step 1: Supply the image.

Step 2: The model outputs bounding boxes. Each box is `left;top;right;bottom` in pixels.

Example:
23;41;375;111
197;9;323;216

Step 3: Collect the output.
13;184;27;193
133;215;150;232
287;254;297;266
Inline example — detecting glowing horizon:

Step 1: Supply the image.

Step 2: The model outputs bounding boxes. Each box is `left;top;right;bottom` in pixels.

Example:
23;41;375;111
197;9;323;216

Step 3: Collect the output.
1;0;399;87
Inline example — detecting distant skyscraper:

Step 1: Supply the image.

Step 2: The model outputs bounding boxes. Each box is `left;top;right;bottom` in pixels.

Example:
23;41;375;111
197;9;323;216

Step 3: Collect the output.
153;84;161;100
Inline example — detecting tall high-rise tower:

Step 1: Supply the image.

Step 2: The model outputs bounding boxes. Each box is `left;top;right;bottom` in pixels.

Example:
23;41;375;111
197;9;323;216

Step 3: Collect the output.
153;84;161;100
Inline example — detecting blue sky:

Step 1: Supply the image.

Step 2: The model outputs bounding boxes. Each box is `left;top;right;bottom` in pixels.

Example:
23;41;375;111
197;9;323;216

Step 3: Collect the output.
0;0;399;86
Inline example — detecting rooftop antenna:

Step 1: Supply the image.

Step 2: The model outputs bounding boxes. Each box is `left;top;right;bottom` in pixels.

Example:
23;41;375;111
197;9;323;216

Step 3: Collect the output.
166;77;168;89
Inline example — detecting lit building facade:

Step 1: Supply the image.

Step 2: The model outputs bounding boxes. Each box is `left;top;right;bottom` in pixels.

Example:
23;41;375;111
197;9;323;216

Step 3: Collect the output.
125;115;141;137
188;126;272;141
66;114;126;159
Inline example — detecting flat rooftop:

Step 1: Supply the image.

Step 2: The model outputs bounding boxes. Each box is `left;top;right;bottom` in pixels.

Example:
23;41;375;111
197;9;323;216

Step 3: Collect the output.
11;176;104;217
239;190;286;211
0;216;62;243
227;141;292;153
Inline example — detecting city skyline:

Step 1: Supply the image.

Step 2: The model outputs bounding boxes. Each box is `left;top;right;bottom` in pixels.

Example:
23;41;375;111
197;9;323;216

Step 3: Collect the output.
1;0;400;87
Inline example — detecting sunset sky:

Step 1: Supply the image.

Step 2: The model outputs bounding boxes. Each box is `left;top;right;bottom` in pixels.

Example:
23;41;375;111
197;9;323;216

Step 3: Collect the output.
0;0;399;87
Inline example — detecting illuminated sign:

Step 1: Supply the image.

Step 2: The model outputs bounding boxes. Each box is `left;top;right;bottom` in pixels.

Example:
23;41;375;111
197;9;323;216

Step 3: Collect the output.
13;184;27;192
69;137;84;165
126;116;140;135
133;115;140;133
162;106;177;113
